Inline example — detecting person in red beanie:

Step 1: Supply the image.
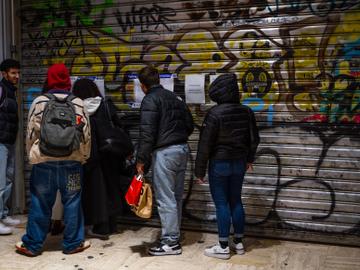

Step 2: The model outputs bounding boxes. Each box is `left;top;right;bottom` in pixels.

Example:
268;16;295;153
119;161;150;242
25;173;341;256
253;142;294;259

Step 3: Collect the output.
16;63;91;256
46;63;71;90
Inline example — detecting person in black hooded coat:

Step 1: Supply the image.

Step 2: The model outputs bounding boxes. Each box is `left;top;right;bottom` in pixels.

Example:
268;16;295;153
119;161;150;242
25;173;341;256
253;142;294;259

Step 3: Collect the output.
195;73;260;259
73;78;134;239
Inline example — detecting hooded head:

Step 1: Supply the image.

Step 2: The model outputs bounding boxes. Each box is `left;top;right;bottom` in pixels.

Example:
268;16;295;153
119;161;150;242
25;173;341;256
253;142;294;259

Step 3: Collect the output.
47;63;71;90
209;73;240;104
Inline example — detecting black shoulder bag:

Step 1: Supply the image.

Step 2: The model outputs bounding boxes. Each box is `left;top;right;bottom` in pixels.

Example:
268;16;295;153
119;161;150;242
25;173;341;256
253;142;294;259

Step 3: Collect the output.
97;100;134;158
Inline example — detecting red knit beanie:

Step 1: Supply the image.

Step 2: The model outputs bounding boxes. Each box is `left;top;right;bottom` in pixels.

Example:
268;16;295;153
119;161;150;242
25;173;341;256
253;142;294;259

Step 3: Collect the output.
47;63;71;90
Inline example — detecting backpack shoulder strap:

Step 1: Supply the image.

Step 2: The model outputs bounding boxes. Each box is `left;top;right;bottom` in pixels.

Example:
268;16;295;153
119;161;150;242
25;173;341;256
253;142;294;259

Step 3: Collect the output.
43;93;76;103
43;93;56;101
67;93;78;101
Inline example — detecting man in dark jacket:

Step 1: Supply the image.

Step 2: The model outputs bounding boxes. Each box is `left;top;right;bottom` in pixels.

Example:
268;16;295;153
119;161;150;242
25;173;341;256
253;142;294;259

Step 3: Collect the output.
0;59;21;235
195;73;260;259
136;66;194;256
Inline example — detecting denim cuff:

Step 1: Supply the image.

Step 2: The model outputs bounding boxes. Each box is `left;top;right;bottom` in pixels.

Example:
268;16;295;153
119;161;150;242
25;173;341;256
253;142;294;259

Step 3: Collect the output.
219;237;229;242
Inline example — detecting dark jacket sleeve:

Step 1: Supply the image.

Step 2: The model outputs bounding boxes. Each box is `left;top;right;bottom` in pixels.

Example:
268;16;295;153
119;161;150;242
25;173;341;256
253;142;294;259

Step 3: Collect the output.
185;105;194;136
195;111;219;178
137;95;160;165
247;109;260;163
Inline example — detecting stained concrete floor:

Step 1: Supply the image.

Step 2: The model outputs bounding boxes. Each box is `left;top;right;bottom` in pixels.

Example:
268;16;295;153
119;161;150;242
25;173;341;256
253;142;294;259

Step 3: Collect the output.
0;215;359;270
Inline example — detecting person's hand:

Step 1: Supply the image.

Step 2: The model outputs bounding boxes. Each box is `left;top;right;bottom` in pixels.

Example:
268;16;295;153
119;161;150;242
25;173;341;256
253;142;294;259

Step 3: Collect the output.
246;163;253;171
196;177;207;185
136;162;144;175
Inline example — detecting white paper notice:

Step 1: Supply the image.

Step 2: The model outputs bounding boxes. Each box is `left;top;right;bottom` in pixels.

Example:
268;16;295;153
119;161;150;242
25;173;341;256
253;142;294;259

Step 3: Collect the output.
209;74;220;84
134;78;145;104
93;77;105;97
70;76;78;90
160;75;174;92
185;74;205;104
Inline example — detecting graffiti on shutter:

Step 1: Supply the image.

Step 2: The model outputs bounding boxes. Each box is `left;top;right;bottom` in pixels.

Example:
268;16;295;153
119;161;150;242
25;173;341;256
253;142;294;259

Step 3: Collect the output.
20;0;360;245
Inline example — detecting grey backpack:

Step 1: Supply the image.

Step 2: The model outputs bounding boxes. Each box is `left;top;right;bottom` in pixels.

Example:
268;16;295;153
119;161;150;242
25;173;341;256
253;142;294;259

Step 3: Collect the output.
39;93;82;157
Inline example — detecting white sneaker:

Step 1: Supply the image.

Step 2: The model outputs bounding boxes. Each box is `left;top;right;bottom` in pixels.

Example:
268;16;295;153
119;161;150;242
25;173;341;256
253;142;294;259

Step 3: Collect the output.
229;239;245;255
2;216;21;226
0;222;13;235
204;243;230;260
148;242;182;256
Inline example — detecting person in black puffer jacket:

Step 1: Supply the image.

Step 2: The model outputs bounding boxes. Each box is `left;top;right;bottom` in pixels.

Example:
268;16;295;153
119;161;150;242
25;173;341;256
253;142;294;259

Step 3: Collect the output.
136;66;193;256
136;72;194;169
195;73;260;260
0;59;21;235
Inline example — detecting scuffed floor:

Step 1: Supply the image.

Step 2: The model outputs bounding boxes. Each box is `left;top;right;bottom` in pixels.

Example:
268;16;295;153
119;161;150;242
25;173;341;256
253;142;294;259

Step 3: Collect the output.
0;215;359;270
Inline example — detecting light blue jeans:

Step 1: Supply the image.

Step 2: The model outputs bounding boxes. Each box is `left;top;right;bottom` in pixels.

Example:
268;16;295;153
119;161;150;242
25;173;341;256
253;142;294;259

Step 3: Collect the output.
152;144;189;245
0;143;15;219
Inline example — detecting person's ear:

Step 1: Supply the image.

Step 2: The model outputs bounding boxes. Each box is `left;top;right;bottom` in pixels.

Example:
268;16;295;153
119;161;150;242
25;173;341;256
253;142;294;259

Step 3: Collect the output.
140;83;148;94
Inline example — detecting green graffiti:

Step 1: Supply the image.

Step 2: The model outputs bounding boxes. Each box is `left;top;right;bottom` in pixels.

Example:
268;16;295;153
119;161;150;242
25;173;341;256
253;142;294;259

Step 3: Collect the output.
317;75;360;123
30;0;113;37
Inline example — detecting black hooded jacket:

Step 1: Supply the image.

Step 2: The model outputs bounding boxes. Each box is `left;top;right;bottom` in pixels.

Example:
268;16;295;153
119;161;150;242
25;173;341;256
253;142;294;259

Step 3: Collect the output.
137;85;194;166
0;78;18;145
195;74;260;178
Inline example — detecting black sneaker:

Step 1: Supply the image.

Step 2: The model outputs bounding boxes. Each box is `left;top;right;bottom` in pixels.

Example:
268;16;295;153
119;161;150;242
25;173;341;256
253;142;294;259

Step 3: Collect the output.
148;242;182;256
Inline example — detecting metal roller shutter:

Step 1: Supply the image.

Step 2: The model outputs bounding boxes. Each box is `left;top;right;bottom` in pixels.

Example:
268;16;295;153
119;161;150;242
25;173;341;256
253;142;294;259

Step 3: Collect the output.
19;0;360;246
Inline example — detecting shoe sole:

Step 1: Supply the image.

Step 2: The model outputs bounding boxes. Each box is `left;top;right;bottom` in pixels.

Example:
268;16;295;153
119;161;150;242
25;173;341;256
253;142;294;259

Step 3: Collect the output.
148;250;182;256
15;245;39;257
4;223;21;227
15;249;39;257
63;243;91;254
0;231;12;235
87;235;109;241
204;250;230;260
86;232;109;241
230;247;245;255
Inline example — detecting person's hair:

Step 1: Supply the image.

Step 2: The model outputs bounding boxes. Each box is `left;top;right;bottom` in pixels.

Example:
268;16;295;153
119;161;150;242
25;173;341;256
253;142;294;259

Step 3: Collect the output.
0;59;20;72
72;78;101;100
138;65;160;89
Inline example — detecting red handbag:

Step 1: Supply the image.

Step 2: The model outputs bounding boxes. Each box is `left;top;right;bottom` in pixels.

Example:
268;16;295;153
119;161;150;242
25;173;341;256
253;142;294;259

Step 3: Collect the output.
125;175;143;206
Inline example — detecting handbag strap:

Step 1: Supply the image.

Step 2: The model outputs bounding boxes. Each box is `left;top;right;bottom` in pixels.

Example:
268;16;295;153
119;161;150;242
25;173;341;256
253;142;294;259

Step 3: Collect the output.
137;174;145;183
104;99;115;128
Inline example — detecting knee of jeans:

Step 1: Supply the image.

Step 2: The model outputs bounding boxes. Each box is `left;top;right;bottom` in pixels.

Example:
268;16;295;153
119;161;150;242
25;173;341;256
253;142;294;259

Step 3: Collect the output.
214;202;230;212
157;205;177;213
229;196;243;204
29;212;51;223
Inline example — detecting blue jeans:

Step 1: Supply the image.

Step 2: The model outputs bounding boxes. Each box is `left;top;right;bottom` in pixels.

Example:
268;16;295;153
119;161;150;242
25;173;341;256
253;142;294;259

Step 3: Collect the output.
0;143;15;219
152;144;189;245
22;161;84;253
208;159;246;242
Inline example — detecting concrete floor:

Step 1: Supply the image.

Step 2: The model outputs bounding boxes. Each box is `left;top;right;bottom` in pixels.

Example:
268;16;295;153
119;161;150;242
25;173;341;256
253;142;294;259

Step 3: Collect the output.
0;215;359;270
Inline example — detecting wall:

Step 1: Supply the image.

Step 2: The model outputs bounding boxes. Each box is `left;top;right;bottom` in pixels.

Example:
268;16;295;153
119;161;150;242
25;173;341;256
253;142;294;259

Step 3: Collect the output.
19;0;360;245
